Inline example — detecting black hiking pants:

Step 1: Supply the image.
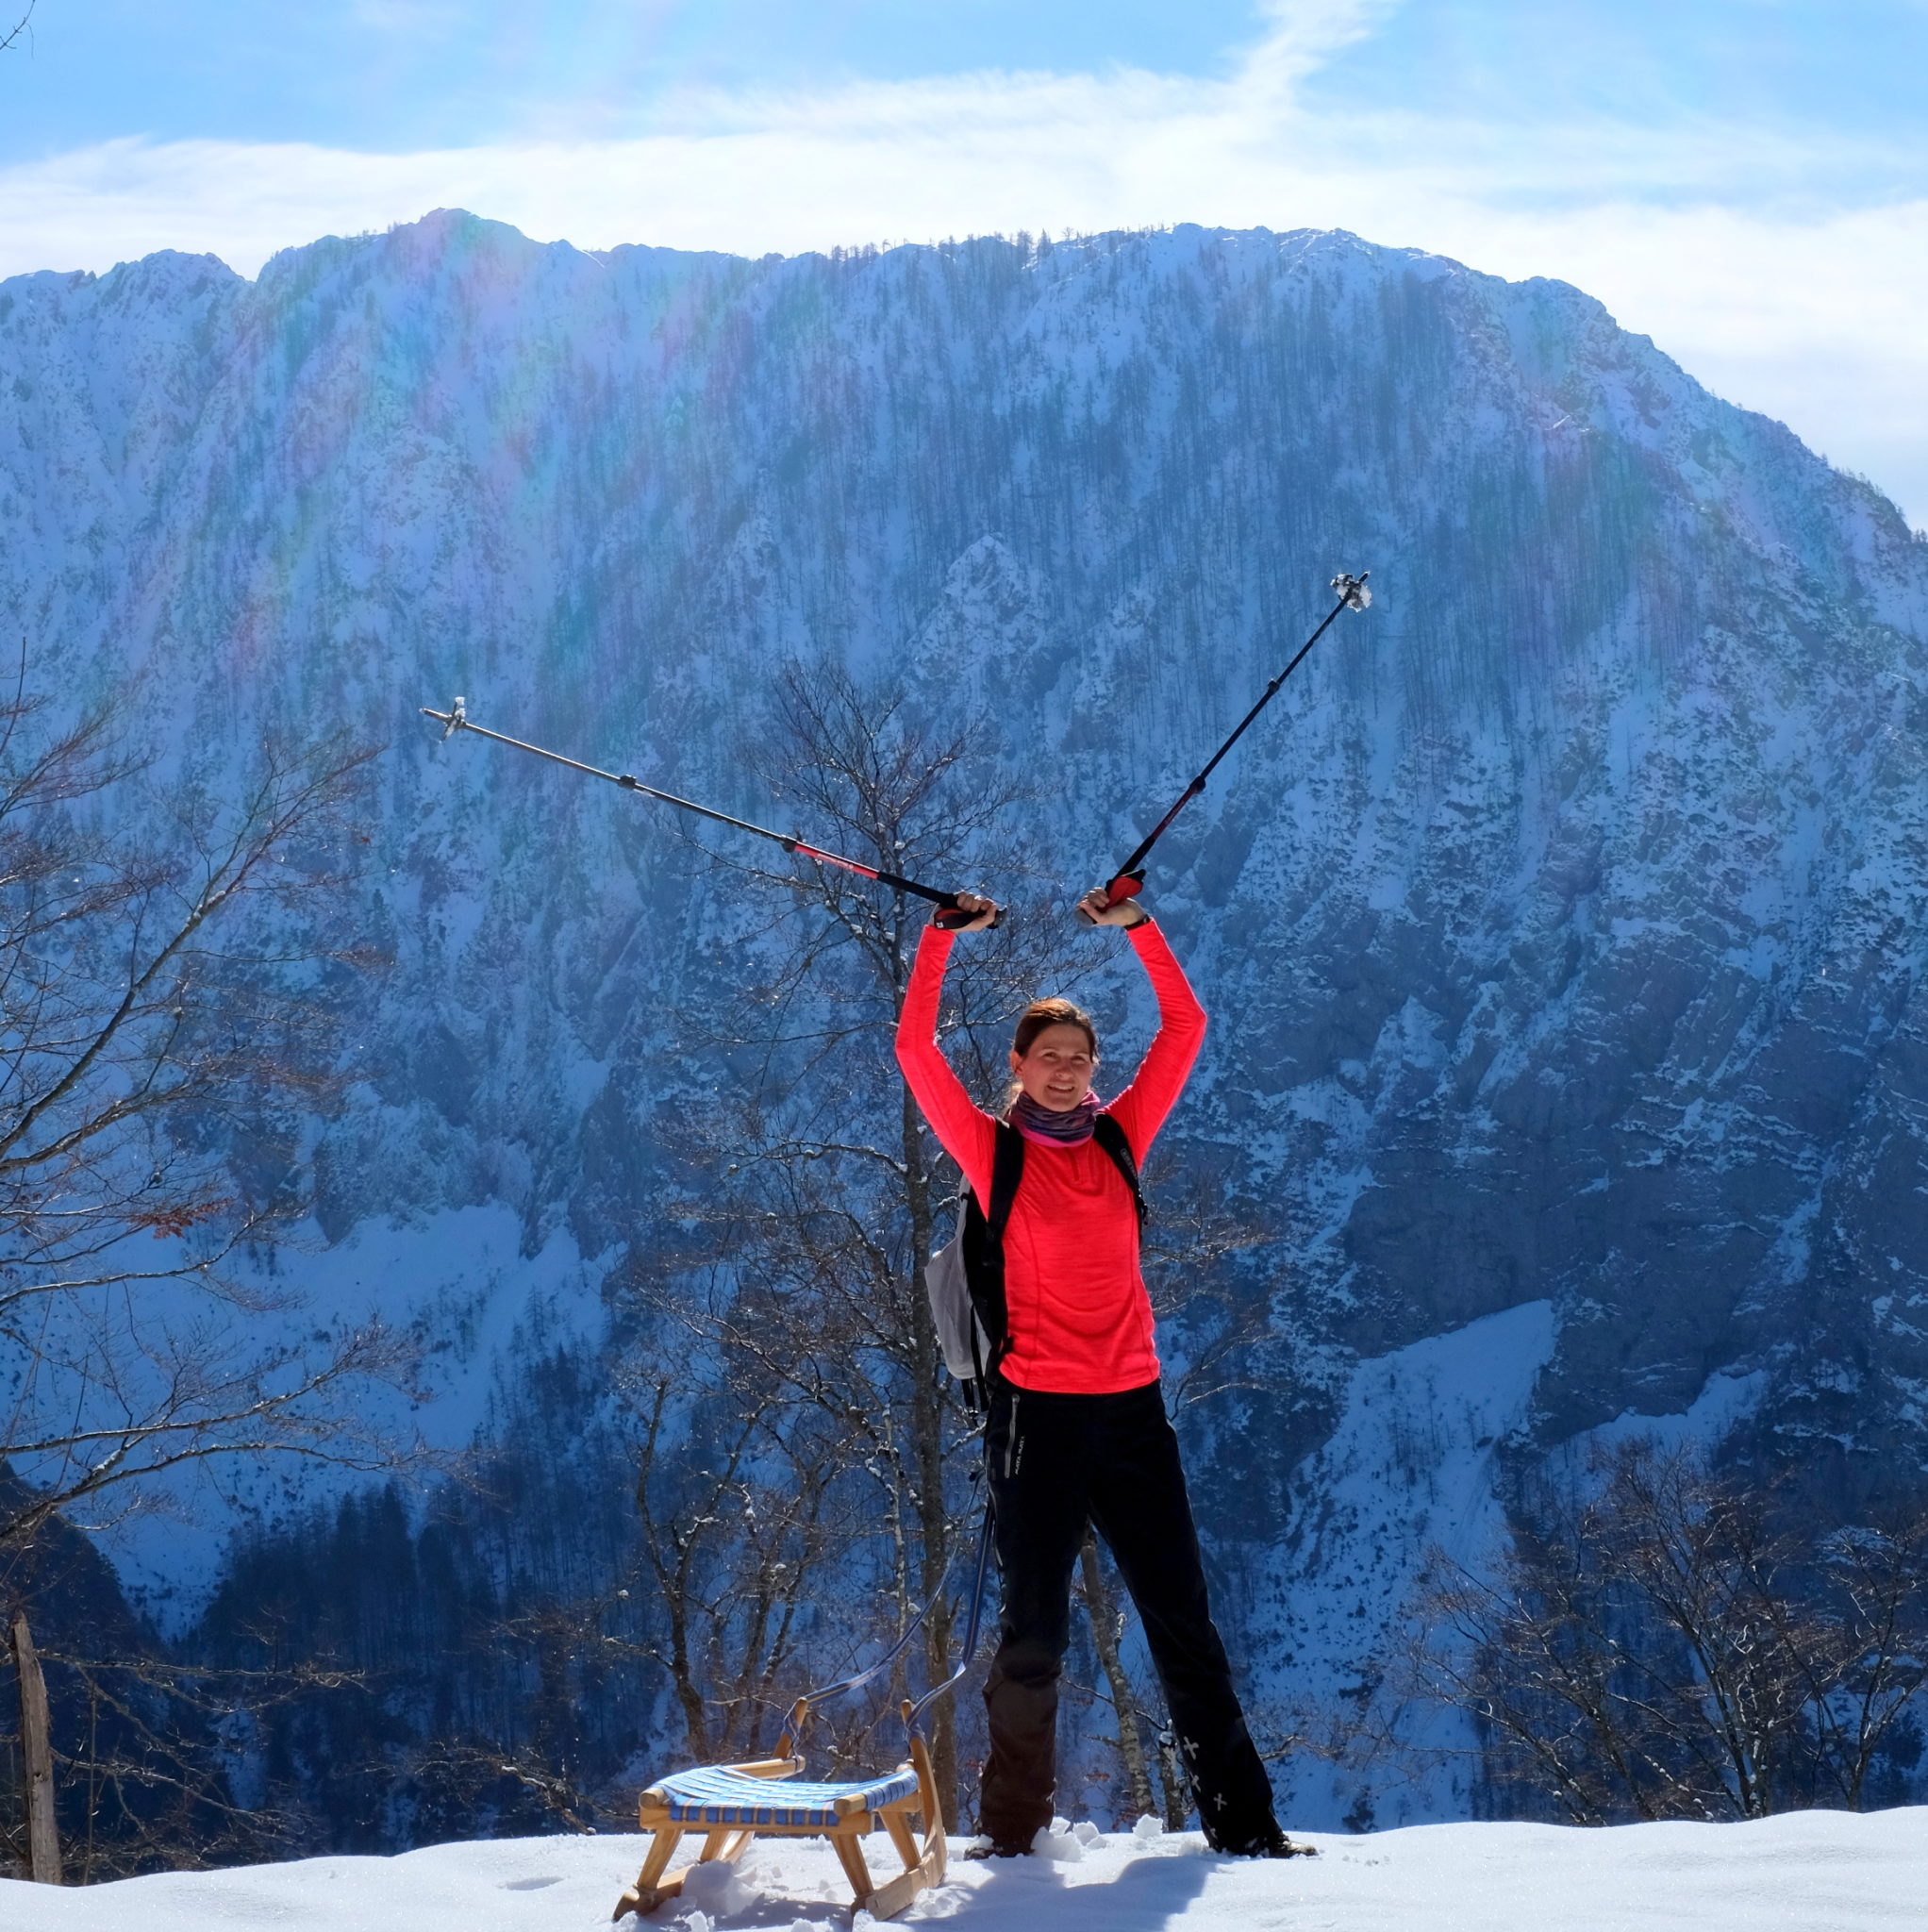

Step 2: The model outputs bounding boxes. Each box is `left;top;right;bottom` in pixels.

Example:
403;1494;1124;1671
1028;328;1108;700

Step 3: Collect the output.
978;1377;1278;1850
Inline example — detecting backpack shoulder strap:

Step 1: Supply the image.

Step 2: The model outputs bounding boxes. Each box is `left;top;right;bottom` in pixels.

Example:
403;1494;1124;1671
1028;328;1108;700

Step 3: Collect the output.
958;1123;1026;1387
1091;1113;1147;1229
987;1120;1025;1236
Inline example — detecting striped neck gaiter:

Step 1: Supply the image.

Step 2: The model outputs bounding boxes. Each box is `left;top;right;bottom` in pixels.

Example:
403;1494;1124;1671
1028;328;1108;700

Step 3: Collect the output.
1008;1091;1102;1143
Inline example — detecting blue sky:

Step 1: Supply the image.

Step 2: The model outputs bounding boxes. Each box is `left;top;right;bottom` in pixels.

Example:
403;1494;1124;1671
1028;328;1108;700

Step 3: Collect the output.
30;3;1245;151
7;1;1926;168
4;2;1926;523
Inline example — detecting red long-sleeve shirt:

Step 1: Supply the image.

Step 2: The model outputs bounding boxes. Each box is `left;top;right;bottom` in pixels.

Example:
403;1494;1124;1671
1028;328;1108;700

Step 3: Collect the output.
895;921;1206;1394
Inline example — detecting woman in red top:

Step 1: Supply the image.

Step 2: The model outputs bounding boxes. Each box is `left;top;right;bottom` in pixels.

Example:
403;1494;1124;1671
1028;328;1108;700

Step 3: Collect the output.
896;886;1304;1859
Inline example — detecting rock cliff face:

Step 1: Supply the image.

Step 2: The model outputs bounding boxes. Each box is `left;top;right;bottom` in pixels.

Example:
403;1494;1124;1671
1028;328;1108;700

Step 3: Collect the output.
5;212;1926;1834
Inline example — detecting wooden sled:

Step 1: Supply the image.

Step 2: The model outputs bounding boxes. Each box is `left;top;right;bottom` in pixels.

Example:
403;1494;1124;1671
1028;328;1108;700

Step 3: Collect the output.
613;1697;947;1923
617;1504;994;1923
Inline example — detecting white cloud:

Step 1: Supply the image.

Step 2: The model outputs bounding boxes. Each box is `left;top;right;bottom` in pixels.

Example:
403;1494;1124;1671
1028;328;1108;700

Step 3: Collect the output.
1238;0;1404;94
2;16;1924;527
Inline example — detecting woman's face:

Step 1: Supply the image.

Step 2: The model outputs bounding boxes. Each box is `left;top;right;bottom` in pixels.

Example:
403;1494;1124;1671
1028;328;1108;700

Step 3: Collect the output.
1009;1022;1098;1111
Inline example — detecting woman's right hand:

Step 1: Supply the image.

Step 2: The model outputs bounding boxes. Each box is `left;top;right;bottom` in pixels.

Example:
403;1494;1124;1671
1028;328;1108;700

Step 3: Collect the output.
940;891;1000;931
1075;884;1148;927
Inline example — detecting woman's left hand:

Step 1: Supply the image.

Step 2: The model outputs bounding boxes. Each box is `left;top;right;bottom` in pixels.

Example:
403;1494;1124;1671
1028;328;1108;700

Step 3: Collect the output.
1076;886;1149;927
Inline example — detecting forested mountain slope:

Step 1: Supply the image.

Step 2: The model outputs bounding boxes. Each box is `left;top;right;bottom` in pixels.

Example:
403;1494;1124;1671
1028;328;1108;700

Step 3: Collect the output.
4;212;1926;1842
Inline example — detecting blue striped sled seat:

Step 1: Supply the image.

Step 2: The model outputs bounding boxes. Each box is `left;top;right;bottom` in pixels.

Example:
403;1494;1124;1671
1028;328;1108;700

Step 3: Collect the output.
655;1764;921;1828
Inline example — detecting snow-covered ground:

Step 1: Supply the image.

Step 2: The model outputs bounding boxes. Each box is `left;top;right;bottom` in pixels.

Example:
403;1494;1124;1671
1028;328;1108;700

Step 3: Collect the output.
6;1810;1922;1931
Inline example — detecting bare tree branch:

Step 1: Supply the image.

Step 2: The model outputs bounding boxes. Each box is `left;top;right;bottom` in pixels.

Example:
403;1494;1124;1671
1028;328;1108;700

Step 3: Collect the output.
0;649;411;1554
1404;1438;1928;1823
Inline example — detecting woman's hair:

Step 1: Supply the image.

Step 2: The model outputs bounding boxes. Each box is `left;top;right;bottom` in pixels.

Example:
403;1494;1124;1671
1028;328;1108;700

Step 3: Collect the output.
1011;998;1099;1060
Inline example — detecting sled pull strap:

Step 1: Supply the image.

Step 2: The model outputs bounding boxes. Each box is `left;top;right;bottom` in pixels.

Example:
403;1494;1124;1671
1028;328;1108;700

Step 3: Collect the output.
792;1456;988;1724
774;1695;810;1759
906;1497;998;1740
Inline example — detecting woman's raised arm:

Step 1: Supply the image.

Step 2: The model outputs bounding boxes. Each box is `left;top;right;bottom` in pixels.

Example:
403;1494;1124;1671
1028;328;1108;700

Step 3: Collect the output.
1100;919;1206;1161
894;919;999;1202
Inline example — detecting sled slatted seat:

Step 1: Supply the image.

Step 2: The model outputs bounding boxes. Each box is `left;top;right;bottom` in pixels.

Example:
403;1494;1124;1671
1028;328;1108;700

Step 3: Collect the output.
655;1762;921;1828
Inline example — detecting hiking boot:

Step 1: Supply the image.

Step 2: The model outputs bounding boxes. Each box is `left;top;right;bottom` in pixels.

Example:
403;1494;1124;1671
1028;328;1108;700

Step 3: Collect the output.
963;1837;1035;1860
1215;1824;1318;1858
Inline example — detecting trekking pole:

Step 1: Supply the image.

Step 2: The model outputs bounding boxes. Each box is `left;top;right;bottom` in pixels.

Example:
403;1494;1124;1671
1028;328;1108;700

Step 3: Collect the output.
422;699;1000;928
1078;571;1371;921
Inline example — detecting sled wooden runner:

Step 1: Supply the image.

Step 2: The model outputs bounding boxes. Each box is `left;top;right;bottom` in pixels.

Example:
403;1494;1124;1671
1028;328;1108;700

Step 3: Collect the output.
612;1698;947;1923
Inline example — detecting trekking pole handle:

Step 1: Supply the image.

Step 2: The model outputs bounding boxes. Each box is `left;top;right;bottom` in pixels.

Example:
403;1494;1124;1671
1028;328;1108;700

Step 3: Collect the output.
773;848;1002;928
1073;870;1145;925
931;893;1004;932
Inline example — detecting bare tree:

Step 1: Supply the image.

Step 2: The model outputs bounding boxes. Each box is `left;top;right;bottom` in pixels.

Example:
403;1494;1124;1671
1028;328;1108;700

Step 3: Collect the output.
1;3;33;57
621;1363;849;1765
1801;1517;1928;1808
614;658;1086;1819
1410;1438;1928;1823
1076;1535;1156;1819
0;653;413;1556
0;1491;369;1880
3;1646;364;1879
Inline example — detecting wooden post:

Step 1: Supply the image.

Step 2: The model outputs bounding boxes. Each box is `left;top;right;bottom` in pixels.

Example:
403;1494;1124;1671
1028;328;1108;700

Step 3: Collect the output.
10;1612;61;1885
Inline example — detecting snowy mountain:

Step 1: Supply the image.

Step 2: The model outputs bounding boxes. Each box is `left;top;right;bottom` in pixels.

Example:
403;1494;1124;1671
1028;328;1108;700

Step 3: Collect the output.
4;212;1926;1841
